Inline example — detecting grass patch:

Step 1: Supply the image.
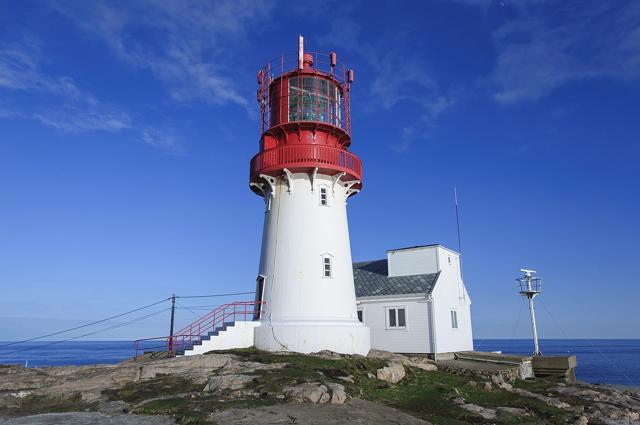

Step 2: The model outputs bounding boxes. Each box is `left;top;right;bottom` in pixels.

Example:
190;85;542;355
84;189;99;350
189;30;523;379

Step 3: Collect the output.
358;367;575;425
102;375;201;403
0;392;96;418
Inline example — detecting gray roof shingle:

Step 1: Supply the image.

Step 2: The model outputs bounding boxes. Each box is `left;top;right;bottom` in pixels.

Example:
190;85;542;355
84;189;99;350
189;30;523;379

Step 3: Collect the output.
353;259;440;298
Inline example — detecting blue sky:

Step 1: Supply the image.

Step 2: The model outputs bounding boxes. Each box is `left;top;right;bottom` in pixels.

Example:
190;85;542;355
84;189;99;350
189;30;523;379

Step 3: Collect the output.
1;0;639;343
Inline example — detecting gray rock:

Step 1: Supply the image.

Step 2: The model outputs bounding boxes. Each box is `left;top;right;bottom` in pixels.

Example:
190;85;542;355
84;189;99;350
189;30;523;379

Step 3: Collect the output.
499;382;513;390
406;358;438;372
207;398;432;424
203;374;255;392
0;412;175;425
336;375;355;384
491;374;505;385
573;416;588;425
376;362;405;384
508;387;571;409
483;382;492;391
283;382;330;404
367;349;409;363
326;383;347;405
311;350;344;359
496;406;531;417
453;398;497;420
368;350;437;372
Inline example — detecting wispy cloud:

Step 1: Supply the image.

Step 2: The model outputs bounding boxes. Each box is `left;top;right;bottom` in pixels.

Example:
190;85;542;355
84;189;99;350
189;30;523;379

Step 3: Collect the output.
0;39;181;151
53;0;273;111
487;1;640;103
319;15;458;152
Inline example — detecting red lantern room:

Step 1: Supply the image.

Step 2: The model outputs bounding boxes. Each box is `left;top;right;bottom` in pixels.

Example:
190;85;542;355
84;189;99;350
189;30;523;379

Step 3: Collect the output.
249;35;362;196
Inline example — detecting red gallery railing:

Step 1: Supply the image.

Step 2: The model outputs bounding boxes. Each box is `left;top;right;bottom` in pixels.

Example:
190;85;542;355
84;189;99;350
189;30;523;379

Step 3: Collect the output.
133;301;263;359
250;144;362;182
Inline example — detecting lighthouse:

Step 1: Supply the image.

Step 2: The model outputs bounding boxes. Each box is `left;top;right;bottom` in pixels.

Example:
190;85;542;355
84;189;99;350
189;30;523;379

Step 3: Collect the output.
249;36;371;355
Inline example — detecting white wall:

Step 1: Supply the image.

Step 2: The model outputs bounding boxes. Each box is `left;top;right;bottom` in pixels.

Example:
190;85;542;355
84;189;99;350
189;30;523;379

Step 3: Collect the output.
387;246;439;277
431;247;474;353
358;297;432;354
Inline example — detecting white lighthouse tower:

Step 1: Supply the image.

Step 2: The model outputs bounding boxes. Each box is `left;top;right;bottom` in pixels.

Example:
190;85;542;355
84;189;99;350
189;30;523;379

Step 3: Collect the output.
249;36;370;355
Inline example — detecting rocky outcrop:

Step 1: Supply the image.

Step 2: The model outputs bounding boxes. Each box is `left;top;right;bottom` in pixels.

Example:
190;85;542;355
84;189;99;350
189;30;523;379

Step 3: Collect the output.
203;374;255;392
368;349;438;372
453;398;497;420
376;362;406;384
282;382;348;405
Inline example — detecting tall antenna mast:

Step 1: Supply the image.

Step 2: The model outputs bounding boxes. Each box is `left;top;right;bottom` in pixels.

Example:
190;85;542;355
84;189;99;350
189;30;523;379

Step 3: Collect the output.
454;187;462;255
516;269;542;355
454;187;465;299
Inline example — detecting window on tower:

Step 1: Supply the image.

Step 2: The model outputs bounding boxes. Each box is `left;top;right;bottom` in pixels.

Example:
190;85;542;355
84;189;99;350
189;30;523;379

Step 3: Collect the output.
322;256;332;278
319;186;328;206
288;76;342;127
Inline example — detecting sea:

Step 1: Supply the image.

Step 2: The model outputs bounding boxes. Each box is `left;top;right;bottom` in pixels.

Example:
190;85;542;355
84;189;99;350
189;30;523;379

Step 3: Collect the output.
0;339;638;387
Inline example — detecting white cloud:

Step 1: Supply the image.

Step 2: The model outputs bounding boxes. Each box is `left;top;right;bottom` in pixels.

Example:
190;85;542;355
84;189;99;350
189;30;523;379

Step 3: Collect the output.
489;1;640;103
319;14;458;152
53;0;273;111
0;40;181;152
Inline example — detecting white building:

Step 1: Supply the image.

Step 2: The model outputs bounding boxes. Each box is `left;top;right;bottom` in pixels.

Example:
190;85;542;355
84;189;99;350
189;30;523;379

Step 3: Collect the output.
353;244;473;359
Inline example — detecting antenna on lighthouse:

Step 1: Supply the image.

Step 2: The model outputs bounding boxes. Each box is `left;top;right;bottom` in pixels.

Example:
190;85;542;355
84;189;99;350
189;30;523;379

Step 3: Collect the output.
298;34;304;69
516;269;542;356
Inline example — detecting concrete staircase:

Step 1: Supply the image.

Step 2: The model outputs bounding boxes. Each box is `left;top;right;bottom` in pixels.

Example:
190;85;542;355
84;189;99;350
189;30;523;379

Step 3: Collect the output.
181;321;261;356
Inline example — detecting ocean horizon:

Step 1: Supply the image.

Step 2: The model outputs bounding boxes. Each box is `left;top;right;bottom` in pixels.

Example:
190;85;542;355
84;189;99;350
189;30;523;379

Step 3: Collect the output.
1;339;638;387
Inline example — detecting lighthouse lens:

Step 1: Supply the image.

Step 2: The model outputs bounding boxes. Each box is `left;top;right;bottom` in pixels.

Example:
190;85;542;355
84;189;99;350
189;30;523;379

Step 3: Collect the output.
287;76;342;128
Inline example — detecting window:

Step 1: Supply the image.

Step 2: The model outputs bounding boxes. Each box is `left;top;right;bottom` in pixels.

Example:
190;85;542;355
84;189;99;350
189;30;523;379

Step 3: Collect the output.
323;256;332;278
451;310;458;329
319;186;328;206
387;307;407;329
288;76;343;127
357;310;363;322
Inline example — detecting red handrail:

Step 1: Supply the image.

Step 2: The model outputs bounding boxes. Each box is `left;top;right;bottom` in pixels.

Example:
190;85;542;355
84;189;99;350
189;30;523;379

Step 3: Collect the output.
133;301;263;358
250;144;362;182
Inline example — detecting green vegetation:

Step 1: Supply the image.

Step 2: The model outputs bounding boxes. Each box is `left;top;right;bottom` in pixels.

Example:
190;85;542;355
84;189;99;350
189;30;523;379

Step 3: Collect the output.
137;397;276;425
0;392;95;418
103;375;202;403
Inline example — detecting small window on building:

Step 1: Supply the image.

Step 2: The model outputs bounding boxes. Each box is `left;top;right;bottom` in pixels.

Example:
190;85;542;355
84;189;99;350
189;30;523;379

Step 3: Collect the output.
451;310;458;329
387;307;407;329
357;310;363;322
322;256;332;278
319;186;328;206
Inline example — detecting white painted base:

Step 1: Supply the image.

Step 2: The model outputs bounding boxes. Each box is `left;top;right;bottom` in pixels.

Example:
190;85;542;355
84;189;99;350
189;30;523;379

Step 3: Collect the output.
183;321;261;356
254;319;371;355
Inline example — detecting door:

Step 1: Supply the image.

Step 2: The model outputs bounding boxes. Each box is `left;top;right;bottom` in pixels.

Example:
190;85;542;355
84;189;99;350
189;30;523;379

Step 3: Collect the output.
254;276;265;320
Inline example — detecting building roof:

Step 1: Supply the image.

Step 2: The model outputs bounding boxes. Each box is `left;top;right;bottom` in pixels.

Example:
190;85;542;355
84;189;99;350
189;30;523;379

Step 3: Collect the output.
353;259;440;298
386;244;460;255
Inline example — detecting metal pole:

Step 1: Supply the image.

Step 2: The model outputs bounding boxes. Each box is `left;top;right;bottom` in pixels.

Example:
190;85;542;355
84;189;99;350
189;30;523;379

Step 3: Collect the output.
168;294;176;355
524;274;541;355
528;294;541;355
454;187;463;255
